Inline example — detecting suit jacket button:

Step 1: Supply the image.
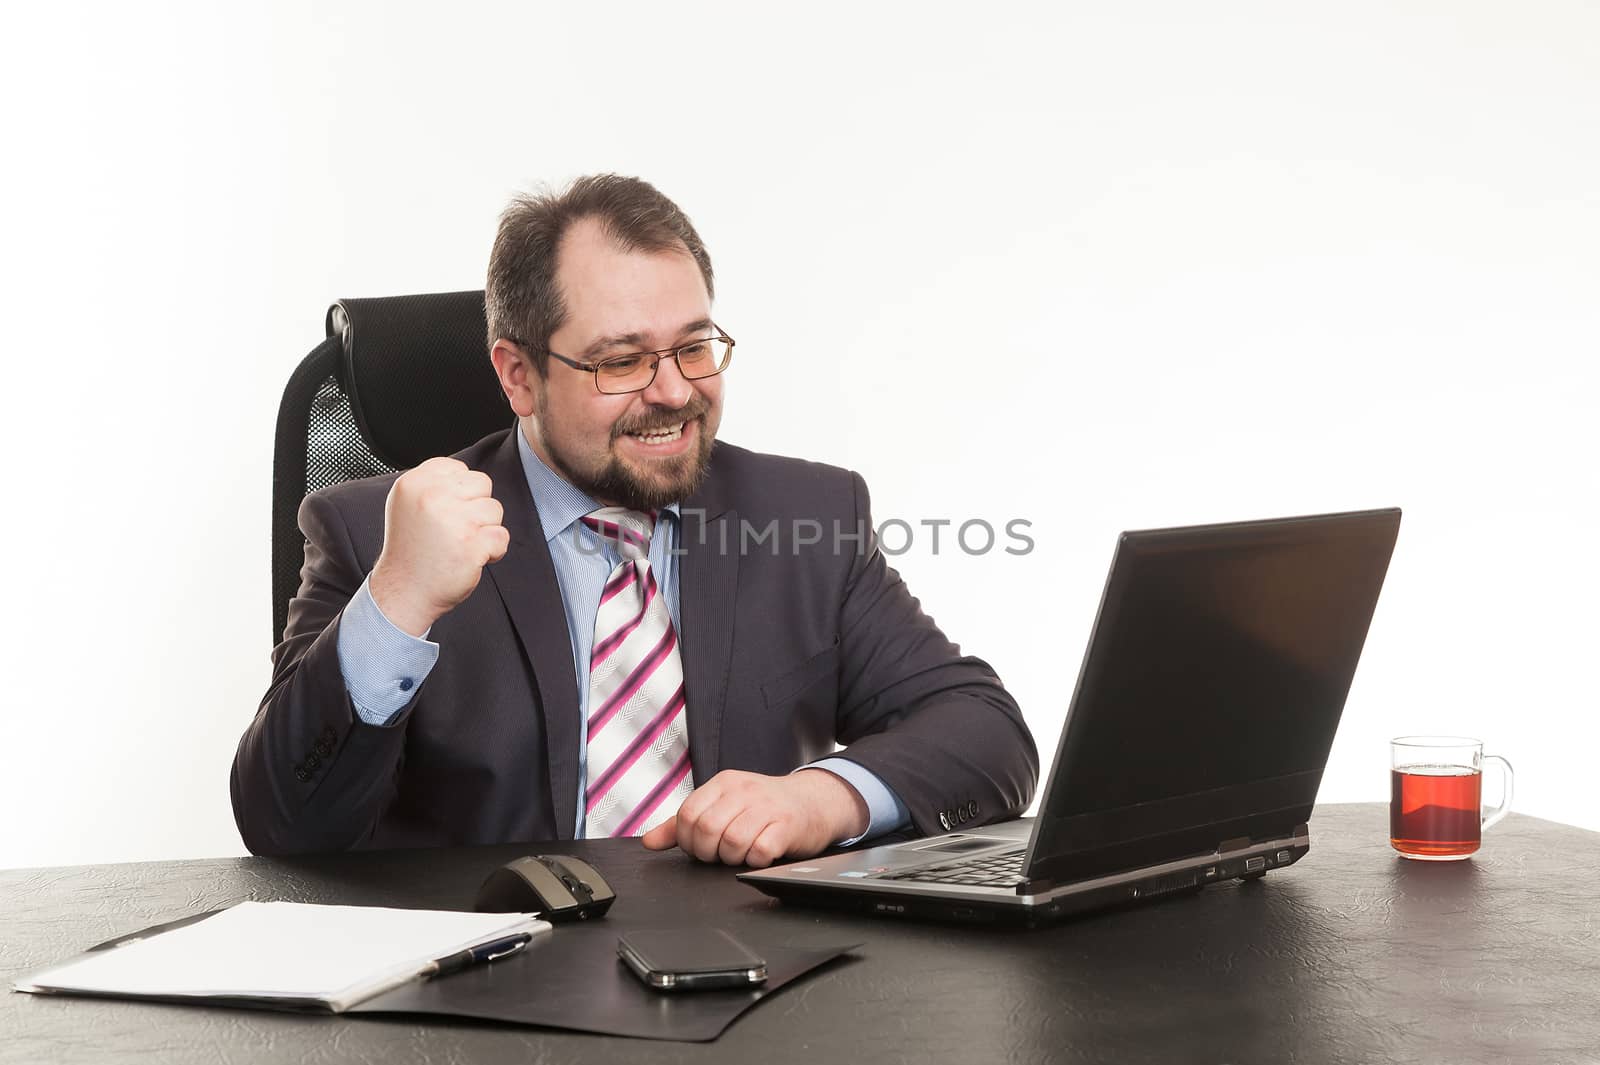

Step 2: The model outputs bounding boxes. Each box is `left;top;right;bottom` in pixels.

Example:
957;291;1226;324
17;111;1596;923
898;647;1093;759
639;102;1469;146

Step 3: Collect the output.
293;766;309;782
957;805;970;824
967;800;979;819
939;811;951;831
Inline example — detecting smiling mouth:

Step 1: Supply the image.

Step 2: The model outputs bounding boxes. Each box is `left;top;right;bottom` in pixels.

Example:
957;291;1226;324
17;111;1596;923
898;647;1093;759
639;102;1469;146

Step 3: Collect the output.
623;421;688;445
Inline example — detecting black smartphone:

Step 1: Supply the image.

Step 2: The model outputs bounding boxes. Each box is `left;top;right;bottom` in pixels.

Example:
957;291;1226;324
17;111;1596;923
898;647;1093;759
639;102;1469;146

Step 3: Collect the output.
616;928;767;992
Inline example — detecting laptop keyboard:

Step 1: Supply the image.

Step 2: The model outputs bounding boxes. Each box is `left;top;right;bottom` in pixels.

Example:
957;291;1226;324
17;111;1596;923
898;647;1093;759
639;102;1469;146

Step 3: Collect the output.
877;847;1028;887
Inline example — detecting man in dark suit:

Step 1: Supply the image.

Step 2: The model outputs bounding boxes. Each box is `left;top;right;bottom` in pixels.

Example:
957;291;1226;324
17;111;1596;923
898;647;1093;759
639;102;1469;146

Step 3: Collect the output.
232;175;1038;863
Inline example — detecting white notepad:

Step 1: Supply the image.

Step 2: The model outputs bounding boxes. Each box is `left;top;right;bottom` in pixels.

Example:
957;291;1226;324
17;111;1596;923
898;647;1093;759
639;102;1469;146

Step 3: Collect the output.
12;901;550;1012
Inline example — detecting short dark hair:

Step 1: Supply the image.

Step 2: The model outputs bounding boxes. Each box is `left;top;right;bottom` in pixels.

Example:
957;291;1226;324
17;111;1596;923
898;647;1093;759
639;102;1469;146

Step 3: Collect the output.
486;174;715;375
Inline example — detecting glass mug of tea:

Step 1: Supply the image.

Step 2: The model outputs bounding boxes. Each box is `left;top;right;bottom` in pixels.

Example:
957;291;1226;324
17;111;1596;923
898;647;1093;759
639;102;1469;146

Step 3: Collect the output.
1390;736;1514;860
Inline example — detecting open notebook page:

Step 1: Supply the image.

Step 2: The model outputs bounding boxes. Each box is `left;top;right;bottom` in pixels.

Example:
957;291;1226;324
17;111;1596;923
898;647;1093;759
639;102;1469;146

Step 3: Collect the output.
14;901;550;1011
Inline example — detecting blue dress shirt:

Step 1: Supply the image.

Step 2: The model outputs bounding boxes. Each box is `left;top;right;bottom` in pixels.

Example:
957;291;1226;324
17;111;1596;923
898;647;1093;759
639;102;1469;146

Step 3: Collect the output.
334;428;909;843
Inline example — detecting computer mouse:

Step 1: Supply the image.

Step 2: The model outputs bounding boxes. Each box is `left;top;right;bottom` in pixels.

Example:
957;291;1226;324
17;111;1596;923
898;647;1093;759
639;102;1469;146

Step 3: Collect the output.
475;854;617;922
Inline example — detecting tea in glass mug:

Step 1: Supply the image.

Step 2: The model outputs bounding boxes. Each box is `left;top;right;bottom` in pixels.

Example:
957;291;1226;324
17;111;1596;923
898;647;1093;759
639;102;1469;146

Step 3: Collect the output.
1390;736;1513;860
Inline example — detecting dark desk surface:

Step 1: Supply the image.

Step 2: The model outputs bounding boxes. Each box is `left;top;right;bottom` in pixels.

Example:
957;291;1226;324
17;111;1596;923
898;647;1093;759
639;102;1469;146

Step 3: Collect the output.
3;804;1597;1065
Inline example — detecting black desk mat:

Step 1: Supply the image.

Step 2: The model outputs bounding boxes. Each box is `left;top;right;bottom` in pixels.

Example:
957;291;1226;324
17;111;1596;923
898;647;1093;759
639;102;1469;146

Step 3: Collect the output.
353;924;857;1041
48;909;854;1042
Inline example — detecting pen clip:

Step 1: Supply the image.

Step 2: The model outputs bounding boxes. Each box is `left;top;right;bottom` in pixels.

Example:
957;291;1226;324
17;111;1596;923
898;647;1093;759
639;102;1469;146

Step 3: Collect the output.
481;937;530;963
427;932;535;979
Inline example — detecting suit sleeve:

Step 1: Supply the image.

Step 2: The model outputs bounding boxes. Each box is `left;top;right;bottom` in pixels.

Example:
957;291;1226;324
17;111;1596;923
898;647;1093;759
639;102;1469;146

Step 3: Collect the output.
337;577;440;724
230;491;421;855
826;471;1040;837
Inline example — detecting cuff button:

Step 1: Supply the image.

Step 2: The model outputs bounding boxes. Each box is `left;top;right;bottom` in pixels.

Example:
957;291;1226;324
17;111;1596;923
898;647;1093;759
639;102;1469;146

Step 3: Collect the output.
399;677;414;692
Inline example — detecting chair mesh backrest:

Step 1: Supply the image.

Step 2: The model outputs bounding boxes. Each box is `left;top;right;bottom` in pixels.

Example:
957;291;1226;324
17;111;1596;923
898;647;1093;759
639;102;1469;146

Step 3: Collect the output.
271;290;507;642
307;374;395;494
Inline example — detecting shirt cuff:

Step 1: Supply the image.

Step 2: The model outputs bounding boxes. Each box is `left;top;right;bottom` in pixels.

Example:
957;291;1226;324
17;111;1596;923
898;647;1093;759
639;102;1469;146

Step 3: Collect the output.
335;576;440;726
801;757;911;846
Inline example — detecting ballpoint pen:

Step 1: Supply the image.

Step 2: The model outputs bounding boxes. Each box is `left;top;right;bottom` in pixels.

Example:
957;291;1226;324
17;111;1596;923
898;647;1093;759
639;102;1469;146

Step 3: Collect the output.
425;933;535;979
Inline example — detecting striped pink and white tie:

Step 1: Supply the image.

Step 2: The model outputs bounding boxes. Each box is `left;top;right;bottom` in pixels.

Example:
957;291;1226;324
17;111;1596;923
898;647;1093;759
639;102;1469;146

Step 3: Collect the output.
580;507;695;838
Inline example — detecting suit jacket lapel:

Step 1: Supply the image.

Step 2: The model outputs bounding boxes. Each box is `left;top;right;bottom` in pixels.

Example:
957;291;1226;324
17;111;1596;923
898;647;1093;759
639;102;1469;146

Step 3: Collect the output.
679;444;739;782
478;429;581;838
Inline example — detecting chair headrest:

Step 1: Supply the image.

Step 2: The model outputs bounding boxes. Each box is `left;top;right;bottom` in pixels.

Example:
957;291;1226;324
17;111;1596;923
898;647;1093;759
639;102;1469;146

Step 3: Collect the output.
325;291;510;470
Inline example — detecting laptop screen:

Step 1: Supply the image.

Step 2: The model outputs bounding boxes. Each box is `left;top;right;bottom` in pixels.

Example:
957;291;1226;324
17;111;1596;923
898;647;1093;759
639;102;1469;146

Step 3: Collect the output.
1022;509;1400;883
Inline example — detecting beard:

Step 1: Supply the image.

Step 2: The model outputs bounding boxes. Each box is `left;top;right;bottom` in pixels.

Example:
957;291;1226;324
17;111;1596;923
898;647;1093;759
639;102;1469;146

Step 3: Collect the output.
538;390;717;513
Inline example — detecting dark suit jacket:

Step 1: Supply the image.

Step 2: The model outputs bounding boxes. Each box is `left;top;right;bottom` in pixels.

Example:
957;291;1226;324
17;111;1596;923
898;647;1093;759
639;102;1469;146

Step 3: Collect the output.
231;428;1039;855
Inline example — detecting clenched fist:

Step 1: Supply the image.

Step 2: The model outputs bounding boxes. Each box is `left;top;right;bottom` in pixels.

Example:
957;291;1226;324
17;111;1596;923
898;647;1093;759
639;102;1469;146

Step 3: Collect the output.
368;457;509;636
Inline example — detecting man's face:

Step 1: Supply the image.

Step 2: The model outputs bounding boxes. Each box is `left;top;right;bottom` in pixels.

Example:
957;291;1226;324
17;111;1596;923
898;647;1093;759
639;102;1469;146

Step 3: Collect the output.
526;218;724;511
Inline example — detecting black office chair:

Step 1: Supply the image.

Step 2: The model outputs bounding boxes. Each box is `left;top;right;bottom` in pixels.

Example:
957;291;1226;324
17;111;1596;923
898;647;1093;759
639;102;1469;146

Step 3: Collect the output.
271;290;509;643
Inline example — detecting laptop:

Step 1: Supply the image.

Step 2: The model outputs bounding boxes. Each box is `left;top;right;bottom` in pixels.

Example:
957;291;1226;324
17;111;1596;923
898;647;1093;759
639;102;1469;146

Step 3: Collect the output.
739;508;1402;925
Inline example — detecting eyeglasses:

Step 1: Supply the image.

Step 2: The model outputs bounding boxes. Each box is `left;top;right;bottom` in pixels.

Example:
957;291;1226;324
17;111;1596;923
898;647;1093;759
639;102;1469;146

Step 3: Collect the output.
543;329;735;395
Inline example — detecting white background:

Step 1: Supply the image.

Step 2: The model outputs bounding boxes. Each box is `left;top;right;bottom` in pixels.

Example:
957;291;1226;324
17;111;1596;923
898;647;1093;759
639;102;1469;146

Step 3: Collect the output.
1;2;1595;870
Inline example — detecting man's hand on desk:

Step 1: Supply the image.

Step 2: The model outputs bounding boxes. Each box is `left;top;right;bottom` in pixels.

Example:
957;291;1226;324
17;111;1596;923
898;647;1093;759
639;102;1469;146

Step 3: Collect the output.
640;769;869;867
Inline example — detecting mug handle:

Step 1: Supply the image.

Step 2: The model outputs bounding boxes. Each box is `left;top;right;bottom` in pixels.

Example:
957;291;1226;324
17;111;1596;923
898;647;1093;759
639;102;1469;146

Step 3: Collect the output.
1480;754;1514;832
